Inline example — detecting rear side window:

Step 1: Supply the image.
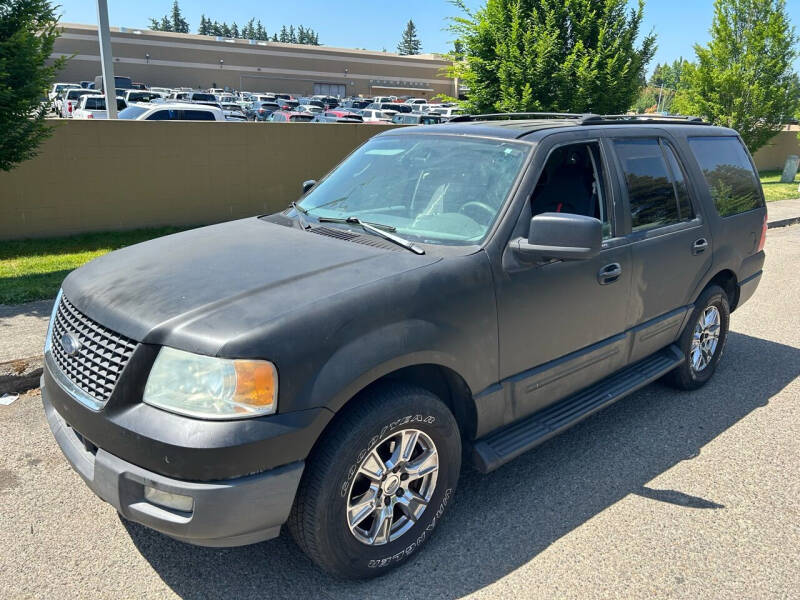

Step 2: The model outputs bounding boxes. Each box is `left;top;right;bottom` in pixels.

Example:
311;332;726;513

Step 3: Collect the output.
614;138;680;231
688;136;764;216
183;110;215;121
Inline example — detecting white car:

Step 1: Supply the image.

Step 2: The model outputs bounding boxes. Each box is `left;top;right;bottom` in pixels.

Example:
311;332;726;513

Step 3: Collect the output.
217;95;238;104
220;103;248;121
118;102;225;121
72;95;128;119
60;89;102;118
429;106;465;120
124;90;164;104
404;98;428;105
296;105;323;115
49;82;81;105
360;109;395;123
149;87;172;96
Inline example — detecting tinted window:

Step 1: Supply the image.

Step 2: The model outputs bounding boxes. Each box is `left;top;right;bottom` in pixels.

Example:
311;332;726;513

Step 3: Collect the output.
614;138;679;231
662;143;694;221
688;136;763;217
290;115;314;122
84;97;104;110
191;93;215;102
183;110;215;121
146;109;177;120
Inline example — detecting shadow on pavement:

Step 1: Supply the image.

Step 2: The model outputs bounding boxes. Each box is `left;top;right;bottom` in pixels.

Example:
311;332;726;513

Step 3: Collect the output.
123;331;799;599
0;293;58;319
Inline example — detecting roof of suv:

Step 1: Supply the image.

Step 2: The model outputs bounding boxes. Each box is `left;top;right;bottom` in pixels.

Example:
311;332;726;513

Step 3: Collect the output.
384;113;736;140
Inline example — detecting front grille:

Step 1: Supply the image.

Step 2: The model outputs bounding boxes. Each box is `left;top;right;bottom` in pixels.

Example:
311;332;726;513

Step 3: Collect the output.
50;295;137;405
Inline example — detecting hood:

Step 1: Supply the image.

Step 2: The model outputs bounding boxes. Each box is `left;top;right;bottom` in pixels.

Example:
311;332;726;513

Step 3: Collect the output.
62;218;438;355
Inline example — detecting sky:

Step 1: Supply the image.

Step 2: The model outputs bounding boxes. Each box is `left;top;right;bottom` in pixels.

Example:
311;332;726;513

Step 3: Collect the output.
55;1;800;74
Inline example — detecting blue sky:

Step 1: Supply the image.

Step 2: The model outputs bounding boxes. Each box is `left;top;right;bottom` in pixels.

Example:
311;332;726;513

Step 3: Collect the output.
56;1;800;73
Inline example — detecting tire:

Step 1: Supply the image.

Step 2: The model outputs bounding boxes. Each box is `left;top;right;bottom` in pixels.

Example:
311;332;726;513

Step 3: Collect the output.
666;284;730;390
288;383;461;579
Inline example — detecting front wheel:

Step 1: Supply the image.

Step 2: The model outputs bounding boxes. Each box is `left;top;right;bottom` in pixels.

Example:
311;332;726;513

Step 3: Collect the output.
666;284;730;390
288;383;461;579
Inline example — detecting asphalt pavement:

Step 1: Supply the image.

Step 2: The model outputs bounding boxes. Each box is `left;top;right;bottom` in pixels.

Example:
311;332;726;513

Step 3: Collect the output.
0;225;798;599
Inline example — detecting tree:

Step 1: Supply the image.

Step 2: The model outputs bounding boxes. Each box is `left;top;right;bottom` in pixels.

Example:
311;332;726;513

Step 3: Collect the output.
673;0;799;151
159;15;172;32
397;19;421;55
450;0;656;114
170;0;189;33
279;25;288;43
0;0;65;171
197;14;209;36
231;22;239;38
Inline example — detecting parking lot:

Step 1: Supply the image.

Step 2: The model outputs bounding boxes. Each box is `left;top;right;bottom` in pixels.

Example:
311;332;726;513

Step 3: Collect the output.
1;225;798;599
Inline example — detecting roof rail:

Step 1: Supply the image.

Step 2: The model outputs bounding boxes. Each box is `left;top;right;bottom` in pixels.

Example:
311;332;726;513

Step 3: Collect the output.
448;112;598;123
580;114;709;126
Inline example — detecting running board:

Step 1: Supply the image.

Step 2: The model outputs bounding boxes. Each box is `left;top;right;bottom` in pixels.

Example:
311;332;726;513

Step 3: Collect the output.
472;345;684;473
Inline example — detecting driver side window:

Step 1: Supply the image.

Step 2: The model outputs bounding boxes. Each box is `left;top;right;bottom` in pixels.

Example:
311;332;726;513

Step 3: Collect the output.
531;141;612;238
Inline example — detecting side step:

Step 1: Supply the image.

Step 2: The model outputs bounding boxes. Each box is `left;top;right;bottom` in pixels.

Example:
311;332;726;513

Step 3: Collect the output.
472;345;684;473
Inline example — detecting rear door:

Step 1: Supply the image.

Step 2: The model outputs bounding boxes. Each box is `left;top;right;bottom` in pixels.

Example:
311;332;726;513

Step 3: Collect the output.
608;131;713;363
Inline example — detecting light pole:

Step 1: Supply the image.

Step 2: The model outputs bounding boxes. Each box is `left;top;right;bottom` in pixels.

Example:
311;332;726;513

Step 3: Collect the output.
96;0;117;118
145;52;150;64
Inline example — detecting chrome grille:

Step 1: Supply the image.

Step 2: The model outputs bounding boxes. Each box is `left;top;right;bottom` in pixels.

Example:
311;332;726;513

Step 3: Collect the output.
50;295;137;405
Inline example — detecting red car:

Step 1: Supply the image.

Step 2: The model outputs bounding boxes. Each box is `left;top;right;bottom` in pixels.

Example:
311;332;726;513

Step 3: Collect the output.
269;111;315;123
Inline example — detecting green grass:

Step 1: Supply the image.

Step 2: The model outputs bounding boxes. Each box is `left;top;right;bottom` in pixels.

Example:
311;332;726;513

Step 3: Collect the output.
0;227;187;305
759;170;800;203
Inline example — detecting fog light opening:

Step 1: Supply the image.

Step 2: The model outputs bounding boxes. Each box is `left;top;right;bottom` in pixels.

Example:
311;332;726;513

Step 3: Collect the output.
144;486;194;513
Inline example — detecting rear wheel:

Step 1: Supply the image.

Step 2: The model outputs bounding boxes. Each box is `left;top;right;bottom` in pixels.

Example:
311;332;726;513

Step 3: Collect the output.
288;383;461;579
666;284;730;390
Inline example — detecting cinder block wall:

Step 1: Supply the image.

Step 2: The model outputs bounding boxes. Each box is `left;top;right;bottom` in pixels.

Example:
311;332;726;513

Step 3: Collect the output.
0;120;397;240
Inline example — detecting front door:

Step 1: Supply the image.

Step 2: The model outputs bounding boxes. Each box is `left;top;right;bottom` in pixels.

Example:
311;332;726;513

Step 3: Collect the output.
493;133;633;422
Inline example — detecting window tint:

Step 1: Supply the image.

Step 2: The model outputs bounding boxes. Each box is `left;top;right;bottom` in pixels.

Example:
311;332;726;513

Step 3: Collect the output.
688;136;764;216
662;143;694;221
183;110;215;121
146;109;176;121
614;138;679;231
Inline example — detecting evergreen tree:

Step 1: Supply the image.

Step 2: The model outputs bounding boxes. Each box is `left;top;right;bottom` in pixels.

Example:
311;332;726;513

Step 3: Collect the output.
450;0;656;114
289;25;296;43
243;18;254;39
197;14;208;36
1;0;66;171
397;19;421;55
272;32;279;42
279;25;288;43
673;0;799;151
221;22;231;37
211;20;221;36
231;22;239;38
298;25;306;44
159;16;172;32
170;0;189;33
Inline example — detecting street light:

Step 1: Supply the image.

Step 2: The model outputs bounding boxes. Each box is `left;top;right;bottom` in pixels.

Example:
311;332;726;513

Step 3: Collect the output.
96;0;117;118
219;59;224;69
145;52;150;64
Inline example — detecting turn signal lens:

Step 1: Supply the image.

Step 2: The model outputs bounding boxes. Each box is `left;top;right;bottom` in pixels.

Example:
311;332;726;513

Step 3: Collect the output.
756;213;767;252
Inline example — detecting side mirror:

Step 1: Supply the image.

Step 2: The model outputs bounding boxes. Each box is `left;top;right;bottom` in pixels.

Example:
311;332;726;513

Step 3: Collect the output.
512;213;602;261
301;179;317;194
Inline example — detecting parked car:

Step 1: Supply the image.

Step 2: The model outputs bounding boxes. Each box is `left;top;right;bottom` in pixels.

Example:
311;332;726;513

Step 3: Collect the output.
60;89;102;118
220;103;248;121
117;102;225;121
40;113;767;580
342;99;372;110
312;95;340;109
429;106;465;120
372;96;394;103
268;110;316;123
391;113;443;125
217;95;238;104
314;110;364;123
403;98;428;105
360;109;395;124
124;90;164;104
248;101;281;121
367;102;412;114
72;95;128;119
295;105;323;116
277;99;300;111
299;97;325;108
93;75;133;92
149;87;173;96
49;83;81;112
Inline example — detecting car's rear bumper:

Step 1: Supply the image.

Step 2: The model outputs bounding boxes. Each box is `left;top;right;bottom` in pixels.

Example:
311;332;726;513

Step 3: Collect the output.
43;379;304;547
737;270;762;309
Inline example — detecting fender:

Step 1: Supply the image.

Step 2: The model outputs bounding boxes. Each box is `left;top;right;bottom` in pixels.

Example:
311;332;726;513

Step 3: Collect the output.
300;318;471;414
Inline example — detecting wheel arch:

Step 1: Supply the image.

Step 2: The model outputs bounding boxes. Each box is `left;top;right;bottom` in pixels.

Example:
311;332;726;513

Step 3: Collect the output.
702;269;739;311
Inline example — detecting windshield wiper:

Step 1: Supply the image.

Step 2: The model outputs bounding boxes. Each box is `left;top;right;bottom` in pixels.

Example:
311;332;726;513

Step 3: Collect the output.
290;202;310;229
317;216;425;255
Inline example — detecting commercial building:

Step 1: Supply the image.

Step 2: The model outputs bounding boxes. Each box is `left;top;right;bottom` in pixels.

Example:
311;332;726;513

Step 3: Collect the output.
51;23;456;98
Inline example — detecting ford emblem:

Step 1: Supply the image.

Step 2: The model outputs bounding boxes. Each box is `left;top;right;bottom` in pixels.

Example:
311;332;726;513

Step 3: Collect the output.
61;332;82;356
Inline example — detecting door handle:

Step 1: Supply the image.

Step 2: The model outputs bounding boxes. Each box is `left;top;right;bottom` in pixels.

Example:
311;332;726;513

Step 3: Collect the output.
692;238;709;255
597;263;622;285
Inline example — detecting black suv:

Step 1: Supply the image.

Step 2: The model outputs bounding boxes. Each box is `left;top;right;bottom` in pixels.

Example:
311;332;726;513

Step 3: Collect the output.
42;113;766;579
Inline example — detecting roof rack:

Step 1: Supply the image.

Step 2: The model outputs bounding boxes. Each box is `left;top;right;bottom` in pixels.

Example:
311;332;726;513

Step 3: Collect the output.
448;112;598;123
449;112;709;126
581;114;709;126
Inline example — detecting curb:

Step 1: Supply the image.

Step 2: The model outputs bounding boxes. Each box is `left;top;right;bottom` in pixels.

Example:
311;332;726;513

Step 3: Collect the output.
767;216;800;229
0;356;43;396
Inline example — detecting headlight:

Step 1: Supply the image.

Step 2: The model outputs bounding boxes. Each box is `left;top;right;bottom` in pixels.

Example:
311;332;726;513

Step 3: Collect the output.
143;347;278;419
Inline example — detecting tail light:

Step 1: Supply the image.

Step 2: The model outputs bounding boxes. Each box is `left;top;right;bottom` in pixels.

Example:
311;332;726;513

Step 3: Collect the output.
258;109;265;114
68;103;73;112
86;114;93;119
756;213;767;252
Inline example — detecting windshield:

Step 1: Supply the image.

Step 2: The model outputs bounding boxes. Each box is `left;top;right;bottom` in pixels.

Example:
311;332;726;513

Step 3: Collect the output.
298;135;529;245
118;105;150;119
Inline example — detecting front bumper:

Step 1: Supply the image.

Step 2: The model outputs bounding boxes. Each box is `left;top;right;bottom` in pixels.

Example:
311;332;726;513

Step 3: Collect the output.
43;379;304;547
